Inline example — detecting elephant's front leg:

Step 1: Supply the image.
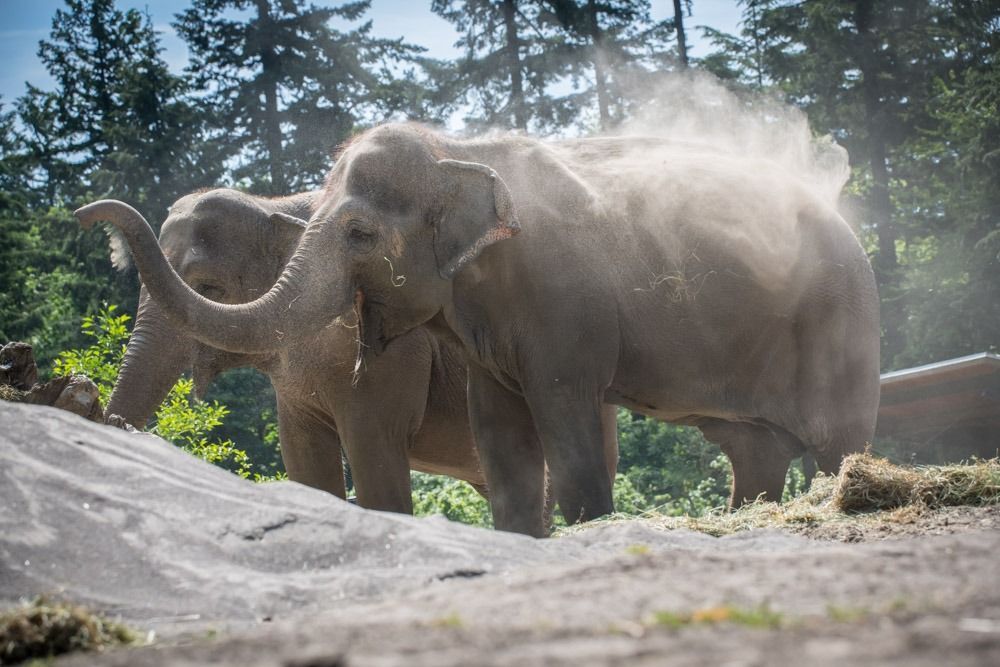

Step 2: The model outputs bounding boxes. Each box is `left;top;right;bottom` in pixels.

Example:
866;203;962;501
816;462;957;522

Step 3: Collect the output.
468;365;548;537
338;416;414;514
276;398;346;498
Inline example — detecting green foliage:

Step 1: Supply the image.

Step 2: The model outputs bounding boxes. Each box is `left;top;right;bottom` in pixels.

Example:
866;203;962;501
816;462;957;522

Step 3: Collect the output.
21;0;226;217
411;472;493;528
149;378;253;479
54;305;264;480
203;368;284;479
52;304;130;404
174;0;422;194
616;410;731;516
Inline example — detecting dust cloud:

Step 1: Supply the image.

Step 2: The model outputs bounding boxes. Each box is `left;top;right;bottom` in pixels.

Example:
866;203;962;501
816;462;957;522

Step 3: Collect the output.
527;71;857;292
618;70;850;207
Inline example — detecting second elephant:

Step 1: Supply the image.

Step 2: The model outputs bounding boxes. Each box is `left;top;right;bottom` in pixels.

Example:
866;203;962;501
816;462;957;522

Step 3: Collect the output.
105;187;485;512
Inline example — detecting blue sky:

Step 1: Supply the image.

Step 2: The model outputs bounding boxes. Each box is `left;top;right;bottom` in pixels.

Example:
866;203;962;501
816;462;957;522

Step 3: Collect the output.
0;1;742;105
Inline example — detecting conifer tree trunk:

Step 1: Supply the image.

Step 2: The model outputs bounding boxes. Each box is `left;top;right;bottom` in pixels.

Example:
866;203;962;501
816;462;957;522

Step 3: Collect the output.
854;0;901;363
673;0;688;67
502;0;527;129
255;0;286;194
585;0;612;129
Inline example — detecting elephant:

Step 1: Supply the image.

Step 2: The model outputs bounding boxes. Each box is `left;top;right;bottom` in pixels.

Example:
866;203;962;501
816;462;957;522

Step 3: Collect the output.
101;186;488;513
77;123;881;537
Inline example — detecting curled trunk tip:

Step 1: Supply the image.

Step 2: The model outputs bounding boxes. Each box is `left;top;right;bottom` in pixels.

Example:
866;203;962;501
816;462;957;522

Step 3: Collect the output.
74;199;147;232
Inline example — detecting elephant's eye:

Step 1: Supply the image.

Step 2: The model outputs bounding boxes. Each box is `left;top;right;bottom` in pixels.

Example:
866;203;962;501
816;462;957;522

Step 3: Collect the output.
347;225;377;253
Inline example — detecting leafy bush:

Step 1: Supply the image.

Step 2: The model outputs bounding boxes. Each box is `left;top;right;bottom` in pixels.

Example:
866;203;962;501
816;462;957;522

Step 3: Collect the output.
411;473;493;527
53;304;262;479
616;410;732;516
149;377;253;478
52;304;131;405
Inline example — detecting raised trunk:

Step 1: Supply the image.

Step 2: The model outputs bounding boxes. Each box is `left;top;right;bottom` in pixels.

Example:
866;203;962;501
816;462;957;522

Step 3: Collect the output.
502;0;527;130
105;288;193;428
75;200;351;355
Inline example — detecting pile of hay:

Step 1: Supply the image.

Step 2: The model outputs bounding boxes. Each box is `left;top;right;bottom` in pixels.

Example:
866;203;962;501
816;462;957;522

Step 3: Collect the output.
0;599;136;665
833;453;1000;512
560;454;1000;538
0;385;26;402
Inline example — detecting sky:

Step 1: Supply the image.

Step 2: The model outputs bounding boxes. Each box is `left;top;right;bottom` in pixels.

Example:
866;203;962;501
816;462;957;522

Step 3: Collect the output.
0;0;743;107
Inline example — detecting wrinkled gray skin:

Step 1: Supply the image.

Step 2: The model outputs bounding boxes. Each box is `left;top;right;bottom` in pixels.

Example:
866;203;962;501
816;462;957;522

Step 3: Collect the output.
104;188;486;513
78;124;880;537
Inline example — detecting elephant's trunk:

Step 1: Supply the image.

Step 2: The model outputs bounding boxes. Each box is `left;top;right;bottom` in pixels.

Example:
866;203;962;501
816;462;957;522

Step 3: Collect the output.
105;287;193;427
75;200;352;355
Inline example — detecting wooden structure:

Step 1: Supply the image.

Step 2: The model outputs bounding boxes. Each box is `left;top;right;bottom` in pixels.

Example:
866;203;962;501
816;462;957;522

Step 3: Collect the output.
876;352;999;461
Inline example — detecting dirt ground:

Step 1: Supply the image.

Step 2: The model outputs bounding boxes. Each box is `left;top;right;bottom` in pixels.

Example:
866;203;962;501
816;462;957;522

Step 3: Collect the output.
61;506;1000;667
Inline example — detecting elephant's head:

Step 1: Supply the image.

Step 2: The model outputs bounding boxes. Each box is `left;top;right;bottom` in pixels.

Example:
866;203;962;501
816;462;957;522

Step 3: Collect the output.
104;188;311;427
76;124;518;366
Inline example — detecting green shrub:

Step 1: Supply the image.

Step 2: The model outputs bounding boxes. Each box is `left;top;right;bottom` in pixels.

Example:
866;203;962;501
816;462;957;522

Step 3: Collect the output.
53;304;262;479
52;304;131;405
616;410;732;516
411;472;493;527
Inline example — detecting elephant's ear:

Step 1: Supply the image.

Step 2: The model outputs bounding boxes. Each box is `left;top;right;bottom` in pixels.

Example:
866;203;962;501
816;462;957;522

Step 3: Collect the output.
269;211;308;249
434;159;520;279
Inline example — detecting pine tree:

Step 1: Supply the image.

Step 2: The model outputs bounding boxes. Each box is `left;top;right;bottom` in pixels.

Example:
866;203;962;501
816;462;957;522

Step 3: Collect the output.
4;0;224;362
432;0;575;132
174;0;421;194
18;0;224;217
704;0;968;368
545;0;675;130
890;0;1000;365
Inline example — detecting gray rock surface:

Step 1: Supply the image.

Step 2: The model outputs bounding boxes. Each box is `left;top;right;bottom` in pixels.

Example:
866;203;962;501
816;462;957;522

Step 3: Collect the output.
0;402;564;632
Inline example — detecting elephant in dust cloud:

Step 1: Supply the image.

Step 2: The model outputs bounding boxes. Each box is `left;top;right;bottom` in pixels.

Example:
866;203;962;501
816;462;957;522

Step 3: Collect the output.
102;187;489;513
78;125;877;537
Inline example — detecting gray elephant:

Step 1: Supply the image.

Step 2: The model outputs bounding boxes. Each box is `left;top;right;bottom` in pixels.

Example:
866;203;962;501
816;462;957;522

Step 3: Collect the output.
77;124;880;537
102;187;486;513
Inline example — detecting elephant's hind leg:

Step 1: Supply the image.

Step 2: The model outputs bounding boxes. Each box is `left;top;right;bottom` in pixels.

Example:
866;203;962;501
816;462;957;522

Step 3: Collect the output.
697;419;803;508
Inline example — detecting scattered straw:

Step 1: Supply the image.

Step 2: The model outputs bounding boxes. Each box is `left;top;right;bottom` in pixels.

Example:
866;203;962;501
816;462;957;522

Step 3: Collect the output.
557;455;1000;539
0;598;137;664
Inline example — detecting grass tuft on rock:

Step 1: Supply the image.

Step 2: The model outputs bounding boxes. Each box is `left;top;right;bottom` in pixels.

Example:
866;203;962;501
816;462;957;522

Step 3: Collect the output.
559;454;1000;538
650;604;783;630
0;598;137;665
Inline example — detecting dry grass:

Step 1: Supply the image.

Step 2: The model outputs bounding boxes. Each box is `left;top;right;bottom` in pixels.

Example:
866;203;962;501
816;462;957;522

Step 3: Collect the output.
0;385;26;402
0;598;136;665
560;454;1000;538
835;454;1000;512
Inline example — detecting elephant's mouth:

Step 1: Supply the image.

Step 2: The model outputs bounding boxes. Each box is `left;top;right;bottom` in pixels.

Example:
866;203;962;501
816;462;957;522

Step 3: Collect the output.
351;287;387;384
